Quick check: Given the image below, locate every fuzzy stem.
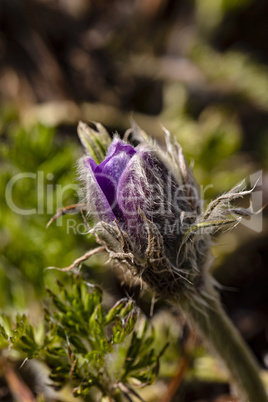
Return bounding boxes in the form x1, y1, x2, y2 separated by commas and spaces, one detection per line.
178, 288, 267, 402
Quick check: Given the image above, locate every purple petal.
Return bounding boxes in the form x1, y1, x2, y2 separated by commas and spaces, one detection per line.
96, 140, 136, 183
85, 139, 136, 221
106, 138, 136, 159
84, 158, 116, 223
85, 158, 98, 171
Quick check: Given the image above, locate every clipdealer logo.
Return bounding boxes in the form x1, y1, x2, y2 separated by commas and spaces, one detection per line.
5, 170, 264, 233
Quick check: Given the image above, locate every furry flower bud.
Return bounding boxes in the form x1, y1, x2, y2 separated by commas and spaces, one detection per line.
80, 122, 251, 299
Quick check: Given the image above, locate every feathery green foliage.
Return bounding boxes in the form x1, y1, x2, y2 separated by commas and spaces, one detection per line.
0, 275, 167, 401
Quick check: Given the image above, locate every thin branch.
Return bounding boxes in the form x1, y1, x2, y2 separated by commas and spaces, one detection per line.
46, 203, 88, 228
46, 246, 105, 272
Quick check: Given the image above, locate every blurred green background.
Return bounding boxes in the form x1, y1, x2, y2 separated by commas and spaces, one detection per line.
0, 0, 268, 400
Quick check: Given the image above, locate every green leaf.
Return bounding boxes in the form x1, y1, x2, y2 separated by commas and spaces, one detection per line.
77, 121, 111, 163
104, 298, 129, 325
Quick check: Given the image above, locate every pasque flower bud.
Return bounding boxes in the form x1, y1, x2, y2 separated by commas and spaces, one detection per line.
79, 121, 250, 301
